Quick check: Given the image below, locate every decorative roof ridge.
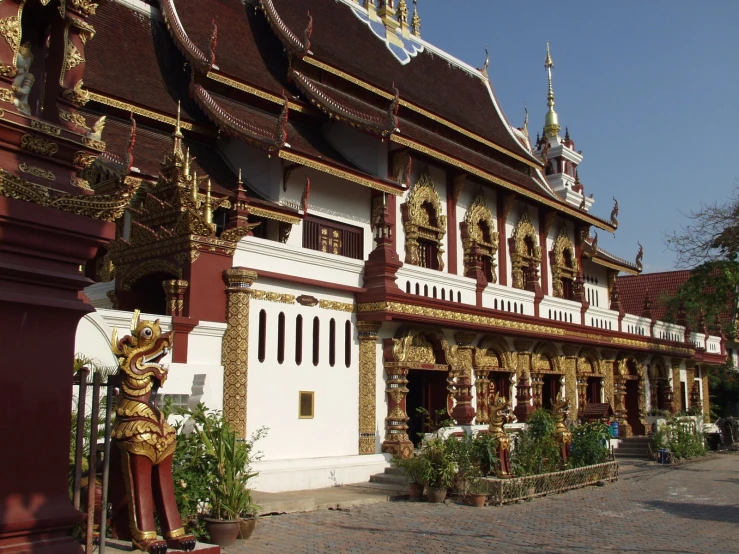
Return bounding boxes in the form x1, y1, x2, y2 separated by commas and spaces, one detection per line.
112, 0, 162, 21
159, 0, 211, 73
290, 69, 397, 136
593, 244, 639, 271
90, 115, 137, 177
302, 57, 541, 170
259, 0, 312, 58
190, 82, 288, 152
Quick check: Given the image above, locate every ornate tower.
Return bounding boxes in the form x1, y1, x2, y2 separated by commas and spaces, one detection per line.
534, 43, 593, 211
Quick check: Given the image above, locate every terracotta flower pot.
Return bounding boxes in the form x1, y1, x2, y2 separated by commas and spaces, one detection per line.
426, 487, 447, 503
203, 517, 241, 547
408, 482, 423, 502
237, 516, 257, 540
469, 493, 486, 508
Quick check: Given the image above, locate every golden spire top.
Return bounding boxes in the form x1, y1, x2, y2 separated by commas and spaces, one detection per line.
172, 101, 184, 159
238, 167, 242, 185
522, 105, 529, 138
204, 179, 213, 224
543, 41, 560, 138
175, 101, 183, 138
411, 0, 421, 37
397, 0, 408, 27
184, 148, 190, 177
191, 170, 199, 204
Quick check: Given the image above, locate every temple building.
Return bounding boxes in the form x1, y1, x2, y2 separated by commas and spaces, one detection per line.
56, 0, 728, 491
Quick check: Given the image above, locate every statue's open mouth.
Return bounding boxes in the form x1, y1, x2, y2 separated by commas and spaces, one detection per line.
143, 345, 169, 365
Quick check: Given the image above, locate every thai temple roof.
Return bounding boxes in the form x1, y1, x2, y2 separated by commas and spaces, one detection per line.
81, 0, 622, 231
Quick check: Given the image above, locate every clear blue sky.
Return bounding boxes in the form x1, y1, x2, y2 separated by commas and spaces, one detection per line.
418, 1, 739, 272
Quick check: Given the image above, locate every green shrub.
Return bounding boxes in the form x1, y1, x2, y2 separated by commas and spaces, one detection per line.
393, 454, 425, 484
416, 437, 457, 489
569, 422, 610, 468
471, 433, 499, 476
510, 428, 560, 477
652, 418, 707, 460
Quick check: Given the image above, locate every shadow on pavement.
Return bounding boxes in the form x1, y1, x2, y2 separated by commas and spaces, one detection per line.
643, 500, 739, 524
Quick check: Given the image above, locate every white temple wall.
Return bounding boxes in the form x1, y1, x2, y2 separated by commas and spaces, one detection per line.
219, 138, 282, 200
323, 122, 387, 177
581, 259, 609, 310
280, 167, 373, 254
246, 279, 359, 462
74, 310, 225, 410
455, 180, 474, 277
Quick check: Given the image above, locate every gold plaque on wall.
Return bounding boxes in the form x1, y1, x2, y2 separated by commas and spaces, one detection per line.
299, 391, 314, 419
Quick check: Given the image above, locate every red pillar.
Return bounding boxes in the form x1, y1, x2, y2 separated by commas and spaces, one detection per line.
446, 173, 458, 275
496, 191, 508, 287
0, 197, 114, 553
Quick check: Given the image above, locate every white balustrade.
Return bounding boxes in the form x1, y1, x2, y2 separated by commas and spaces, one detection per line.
397, 265, 477, 305
482, 284, 535, 316
539, 296, 581, 325
584, 305, 620, 332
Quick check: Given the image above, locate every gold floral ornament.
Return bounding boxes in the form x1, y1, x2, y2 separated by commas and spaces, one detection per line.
549, 227, 578, 299
461, 191, 499, 282
401, 167, 447, 270
20, 134, 58, 157
69, 0, 99, 16
0, 16, 20, 54
19, 163, 55, 181
62, 80, 90, 107
509, 210, 540, 289
64, 40, 85, 71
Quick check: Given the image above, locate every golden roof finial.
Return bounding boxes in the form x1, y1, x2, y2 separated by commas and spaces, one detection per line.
204, 179, 213, 224
411, 0, 421, 37
191, 170, 199, 204
238, 167, 242, 185
522, 105, 529, 138
397, 0, 408, 27
543, 41, 560, 139
171, 101, 184, 159
184, 147, 190, 177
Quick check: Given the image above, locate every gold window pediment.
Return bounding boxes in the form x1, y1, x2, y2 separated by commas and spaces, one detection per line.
461, 192, 499, 283
402, 168, 447, 270
509, 210, 541, 289
550, 227, 578, 299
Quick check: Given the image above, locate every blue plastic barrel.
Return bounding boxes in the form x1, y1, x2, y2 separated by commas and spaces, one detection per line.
658, 449, 669, 464
610, 421, 619, 438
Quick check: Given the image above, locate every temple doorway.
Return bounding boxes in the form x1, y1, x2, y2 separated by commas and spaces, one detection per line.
406, 369, 449, 446
489, 371, 512, 404
586, 377, 602, 403
542, 374, 561, 410
625, 378, 645, 435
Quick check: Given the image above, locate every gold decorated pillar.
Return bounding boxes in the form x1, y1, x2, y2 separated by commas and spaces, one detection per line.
451, 332, 476, 425
513, 339, 535, 422
601, 349, 616, 412
221, 268, 257, 438
562, 344, 579, 420
357, 321, 382, 454
701, 368, 711, 422
671, 359, 683, 413
162, 279, 188, 317
685, 360, 695, 411
473, 357, 491, 424
381, 366, 412, 458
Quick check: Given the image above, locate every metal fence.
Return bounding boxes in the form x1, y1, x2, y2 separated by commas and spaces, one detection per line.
485, 461, 619, 506
71, 367, 116, 553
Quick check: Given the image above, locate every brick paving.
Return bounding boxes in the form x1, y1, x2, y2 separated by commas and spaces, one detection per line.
230, 455, 739, 554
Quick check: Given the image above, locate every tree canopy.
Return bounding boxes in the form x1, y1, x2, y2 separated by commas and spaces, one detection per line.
664, 187, 739, 342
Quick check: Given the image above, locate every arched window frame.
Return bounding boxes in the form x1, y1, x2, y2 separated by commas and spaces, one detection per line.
401, 168, 447, 271
508, 210, 541, 289
549, 227, 579, 299
460, 192, 499, 283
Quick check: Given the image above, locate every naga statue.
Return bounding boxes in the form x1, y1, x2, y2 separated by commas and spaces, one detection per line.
488, 392, 513, 478
552, 392, 572, 467
108, 310, 196, 553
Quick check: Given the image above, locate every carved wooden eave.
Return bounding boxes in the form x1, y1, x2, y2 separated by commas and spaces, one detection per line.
0, 169, 140, 222
159, 0, 212, 74
357, 297, 697, 359
589, 244, 640, 276
290, 69, 398, 136
461, 191, 498, 281
401, 168, 447, 270
259, 0, 312, 58
190, 83, 288, 152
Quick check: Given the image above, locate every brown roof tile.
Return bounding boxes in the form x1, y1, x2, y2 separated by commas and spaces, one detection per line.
269, 0, 531, 160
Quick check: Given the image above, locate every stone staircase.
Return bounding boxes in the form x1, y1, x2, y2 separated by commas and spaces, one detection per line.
369, 465, 408, 486
615, 436, 653, 460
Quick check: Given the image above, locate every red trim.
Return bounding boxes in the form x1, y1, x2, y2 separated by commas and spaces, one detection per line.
539, 207, 549, 296
496, 191, 507, 286
446, 172, 457, 275
245, 267, 365, 293
171, 316, 199, 363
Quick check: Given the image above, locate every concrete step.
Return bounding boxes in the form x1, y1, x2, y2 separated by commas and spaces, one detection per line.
384, 466, 405, 476
622, 437, 653, 443
369, 472, 407, 486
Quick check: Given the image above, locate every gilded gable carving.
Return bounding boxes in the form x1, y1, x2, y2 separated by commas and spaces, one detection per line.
461, 192, 498, 282
550, 227, 578, 298
401, 168, 446, 270
509, 210, 540, 289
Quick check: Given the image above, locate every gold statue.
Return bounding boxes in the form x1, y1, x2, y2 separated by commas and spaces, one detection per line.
552, 391, 572, 467
488, 392, 513, 478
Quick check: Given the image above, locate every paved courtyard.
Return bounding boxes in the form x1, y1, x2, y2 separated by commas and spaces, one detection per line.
233, 455, 739, 554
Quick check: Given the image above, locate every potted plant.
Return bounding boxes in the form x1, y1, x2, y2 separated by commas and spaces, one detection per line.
466, 474, 488, 508
417, 438, 456, 503
393, 455, 425, 501
183, 406, 263, 547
